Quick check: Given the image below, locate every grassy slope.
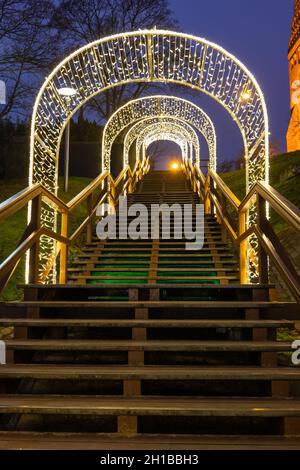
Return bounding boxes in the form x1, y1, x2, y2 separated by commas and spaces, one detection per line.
221, 150, 300, 208
0, 177, 91, 301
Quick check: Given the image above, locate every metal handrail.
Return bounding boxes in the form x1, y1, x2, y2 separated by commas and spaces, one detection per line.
183, 161, 300, 302
0, 157, 150, 294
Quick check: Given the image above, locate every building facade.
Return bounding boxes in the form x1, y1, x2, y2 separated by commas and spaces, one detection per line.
287, 0, 300, 152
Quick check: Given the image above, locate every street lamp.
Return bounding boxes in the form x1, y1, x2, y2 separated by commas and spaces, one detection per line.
57, 87, 77, 192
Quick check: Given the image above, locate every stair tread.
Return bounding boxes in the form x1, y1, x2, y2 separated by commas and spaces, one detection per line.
67, 268, 239, 272
4, 301, 290, 308
69, 260, 238, 265
0, 319, 293, 328
68, 276, 239, 280
5, 339, 293, 351
20, 283, 275, 289
0, 365, 299, 380
0, 395, 299, 416
1, 432, 299, 450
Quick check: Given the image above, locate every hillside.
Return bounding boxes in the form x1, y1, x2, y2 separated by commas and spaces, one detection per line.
221, 150, 300, 208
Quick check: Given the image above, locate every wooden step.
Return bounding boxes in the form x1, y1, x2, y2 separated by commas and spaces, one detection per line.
68, 275, 239, 281
0, 395, 299, 418
67, 268, 239, 273
6, 301, 287, 309
74, 254, 236, 259
0, 365, 298, 381
21, 283, 273, 290
0, 319, 293, 328
68, 260, 238, 266
5, 339, 292, 352
80, 246, 232, 253
0, 432, 299, 450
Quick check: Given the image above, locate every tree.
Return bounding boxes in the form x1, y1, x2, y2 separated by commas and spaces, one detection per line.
0, 0, 58, 119
51, 0, 177, 120
269, 138, 282, 157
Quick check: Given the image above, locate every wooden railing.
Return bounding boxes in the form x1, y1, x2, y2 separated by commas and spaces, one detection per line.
0, 157, 150, 294
183, 160, 300, 302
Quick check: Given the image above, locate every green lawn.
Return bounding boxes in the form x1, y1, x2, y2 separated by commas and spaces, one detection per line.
0, 176, 91, 301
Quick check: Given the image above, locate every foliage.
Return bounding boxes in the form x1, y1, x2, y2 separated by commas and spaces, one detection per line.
0, 0, 177, 122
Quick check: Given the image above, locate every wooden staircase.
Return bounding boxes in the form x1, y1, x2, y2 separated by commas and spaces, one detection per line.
68, 171, 239, 285
0, 169, 300, 449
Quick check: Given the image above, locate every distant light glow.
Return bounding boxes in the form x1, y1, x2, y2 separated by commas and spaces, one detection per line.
170, 162, 179, 171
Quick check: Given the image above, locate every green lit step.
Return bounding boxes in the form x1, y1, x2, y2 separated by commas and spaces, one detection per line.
68, 268, 237, 273
69, 275, 238, 281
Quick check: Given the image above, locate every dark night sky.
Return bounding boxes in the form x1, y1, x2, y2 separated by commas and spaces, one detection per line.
154, 0, 293, 167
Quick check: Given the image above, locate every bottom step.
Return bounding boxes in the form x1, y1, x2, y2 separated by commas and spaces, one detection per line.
0, 432, 300, 450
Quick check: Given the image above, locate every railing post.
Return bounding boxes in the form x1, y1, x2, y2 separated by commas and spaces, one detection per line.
239, 209, 248, 284
220, 194, 228, 243
59, 211, 68, 284
127, 168, 133, 194
86, 194, 93, 244
257, 194, 269, 284
28, 194, 42, 284
110, 178, 116, 209
204, 174, 211, 215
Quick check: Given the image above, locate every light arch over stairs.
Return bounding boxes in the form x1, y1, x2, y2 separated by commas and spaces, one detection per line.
102, 95, 215, 173
142, 131, 189, 162
29, 29, 269, 275
134, 121, 198, 165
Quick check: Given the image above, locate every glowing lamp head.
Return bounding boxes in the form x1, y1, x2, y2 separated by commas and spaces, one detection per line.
170, 161, 179, 171
57, 87, 77, 97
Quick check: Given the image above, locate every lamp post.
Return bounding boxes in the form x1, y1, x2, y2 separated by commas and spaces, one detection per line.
57, 87, 77, 192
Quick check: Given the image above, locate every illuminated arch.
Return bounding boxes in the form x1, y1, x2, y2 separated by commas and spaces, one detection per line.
142, 131, 189, 161
124, 117, 200, 167
135, 121, 198, 164
141, 130, 187, 162
30, 29, 269, 280
102, 95, 215, 173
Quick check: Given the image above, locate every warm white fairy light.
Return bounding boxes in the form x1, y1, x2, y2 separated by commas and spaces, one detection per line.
103, 95, 215, 173
29, 29, 269, 282
135, 122, 197, 164
141, 130, 188, 161
124, 117, 200, 167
